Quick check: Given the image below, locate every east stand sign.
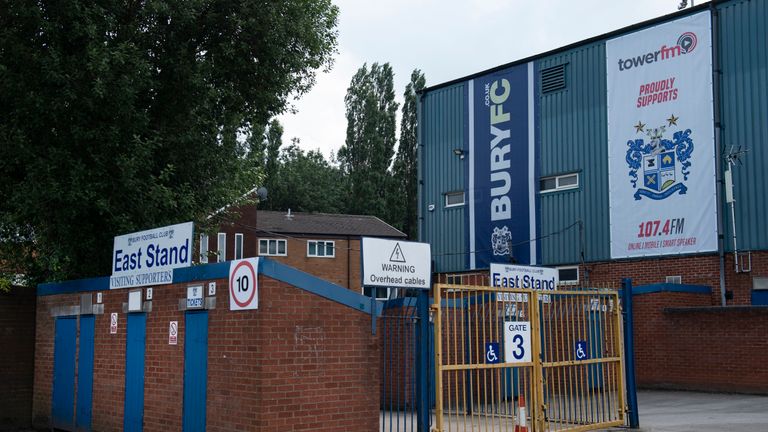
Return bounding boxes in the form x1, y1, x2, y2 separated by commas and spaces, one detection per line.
110, 221, 194, 289
361, 237, 431, 290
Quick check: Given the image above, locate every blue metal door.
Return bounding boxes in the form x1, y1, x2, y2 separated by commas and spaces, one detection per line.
124, 313, 146, 432
52, 316, 77, 430
76, 315, 95, 431
183, 310, 209, 432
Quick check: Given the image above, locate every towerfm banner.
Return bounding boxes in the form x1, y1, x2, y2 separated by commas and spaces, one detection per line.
466, 62, 538, 269
607, 12, 717, 259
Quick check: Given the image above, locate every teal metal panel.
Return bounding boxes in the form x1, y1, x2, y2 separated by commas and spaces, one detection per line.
717, 0, 768, 251
420, 83, 467, 272
537, 43, 610, 265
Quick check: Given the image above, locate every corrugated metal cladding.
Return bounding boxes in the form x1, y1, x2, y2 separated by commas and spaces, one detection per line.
718, 0, 768, 251
421, 0, 767, 271
537, 42, 610, 265
419, 83, 467, 272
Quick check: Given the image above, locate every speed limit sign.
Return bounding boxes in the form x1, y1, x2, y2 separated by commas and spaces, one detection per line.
229, 258, 259, 310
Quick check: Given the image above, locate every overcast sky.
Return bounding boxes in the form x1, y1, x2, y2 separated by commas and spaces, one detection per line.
278, 0, 705, 159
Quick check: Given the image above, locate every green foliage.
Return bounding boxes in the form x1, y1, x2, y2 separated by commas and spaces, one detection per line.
0, 0, 339, 282
265, 139, 347, 213
338, 63, 398, 220
392, 69, 426, 239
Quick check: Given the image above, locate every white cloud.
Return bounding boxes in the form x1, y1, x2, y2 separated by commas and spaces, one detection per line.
279, 0, 708, 159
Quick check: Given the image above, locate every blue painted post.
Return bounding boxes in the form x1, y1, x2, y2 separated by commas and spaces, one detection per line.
416, 290, 430, 432
622, 278, 640, 429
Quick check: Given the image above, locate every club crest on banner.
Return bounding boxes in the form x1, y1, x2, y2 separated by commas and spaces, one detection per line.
491, 226, 513, 256
625, 115, 694, 201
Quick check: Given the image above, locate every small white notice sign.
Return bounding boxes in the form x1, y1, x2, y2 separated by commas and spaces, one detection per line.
187, 285, 203, 309
362, 237, 431, 289
169, 321, 178, 345
504, 321, 532, 363
110, 313, 118, 334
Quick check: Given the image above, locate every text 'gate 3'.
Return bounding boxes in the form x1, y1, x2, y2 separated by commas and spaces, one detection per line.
432, 284, 626, 432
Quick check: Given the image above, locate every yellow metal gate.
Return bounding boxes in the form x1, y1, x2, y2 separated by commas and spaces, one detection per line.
432, 284, 626, 432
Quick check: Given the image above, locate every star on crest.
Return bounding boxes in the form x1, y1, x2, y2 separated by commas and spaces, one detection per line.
667, 114, 679, 126
634, 121, 646, 133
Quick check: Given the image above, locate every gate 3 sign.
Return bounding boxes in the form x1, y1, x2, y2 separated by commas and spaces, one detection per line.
362, 237, 431, 289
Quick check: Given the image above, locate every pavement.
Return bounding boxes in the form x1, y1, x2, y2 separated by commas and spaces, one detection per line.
610, 389, 768, 432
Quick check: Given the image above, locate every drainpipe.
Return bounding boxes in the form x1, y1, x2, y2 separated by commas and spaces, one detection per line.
710, 4, 727, 306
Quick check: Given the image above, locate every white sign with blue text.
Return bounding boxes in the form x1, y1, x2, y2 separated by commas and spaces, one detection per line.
491, 263, 558, 303
504, 321, 531, 363
110, 222, 194, 290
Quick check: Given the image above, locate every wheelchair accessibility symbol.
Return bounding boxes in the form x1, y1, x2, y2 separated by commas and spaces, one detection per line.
575, 340, 589, 360
485, 342, 501, 364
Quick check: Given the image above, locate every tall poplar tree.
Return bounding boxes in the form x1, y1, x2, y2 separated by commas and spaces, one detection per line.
338, 63, 398, 220
392, 70, 426, 239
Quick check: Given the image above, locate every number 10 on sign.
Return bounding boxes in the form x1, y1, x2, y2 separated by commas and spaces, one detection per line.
229, 258, 259, 310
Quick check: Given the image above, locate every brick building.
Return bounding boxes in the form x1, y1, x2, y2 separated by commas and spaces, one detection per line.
33, 260, 381, 431
201, 208, 406, 297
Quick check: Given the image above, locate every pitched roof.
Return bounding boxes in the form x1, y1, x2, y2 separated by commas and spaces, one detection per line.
254, 210, 407, 238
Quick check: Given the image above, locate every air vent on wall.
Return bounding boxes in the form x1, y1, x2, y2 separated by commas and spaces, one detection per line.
541, 64, 567, 94
665, 275, 682, 284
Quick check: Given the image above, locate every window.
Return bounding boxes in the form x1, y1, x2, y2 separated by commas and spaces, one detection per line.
307, 240, 335, 258
364, 286, 393, 300
259, 238, 287, 256
540, 173, 579, 193
217, 233, 226, 262
199, 234, 209, 264
445, 191, 465, 208
235, 233, 244, 260
557, 266, 579, 285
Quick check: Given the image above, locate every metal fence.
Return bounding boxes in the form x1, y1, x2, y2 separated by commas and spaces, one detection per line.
432, 284, 626, 432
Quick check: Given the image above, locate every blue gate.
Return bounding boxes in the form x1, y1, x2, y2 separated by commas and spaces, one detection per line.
76, 314, 95, 431
379, 290, 432, 432
183, 310, 209, 432
124, 313, 146, 432
52, 316, 77, 430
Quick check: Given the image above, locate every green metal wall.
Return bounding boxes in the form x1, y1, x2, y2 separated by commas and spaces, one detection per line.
420, 0, 767, 272
718, 0, 768, 251
419, 83, 467, 272
537, 43, 610, 265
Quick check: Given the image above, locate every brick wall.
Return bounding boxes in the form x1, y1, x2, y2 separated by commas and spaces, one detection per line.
578, 251, 768, 306
0, 286, 36, 429
634, 304, 768, 393
33, 273, 379, 431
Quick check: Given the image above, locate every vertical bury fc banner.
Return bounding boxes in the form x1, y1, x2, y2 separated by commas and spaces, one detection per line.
467, 63, 538, 269
607, 12, 717, 259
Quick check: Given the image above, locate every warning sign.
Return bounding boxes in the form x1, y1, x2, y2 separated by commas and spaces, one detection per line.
169, 321, 178, 345
110, 313, 118, 334
229, 258, 259, 311
361, 237, 431, 289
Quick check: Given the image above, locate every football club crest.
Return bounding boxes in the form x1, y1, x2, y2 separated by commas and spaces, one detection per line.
491, 226, 513, 256
626, 115, 693, 200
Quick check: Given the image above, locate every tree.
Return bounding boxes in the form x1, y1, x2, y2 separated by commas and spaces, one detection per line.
266, 141, 347, 214
0, 0, 339, 283
338, 63, 398, 221
392, 69, 426, 239
262, 119, 284, 210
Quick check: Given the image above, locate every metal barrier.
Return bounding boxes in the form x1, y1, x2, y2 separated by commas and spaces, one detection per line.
380, 290, 432, 432
432, 284, 626, 432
